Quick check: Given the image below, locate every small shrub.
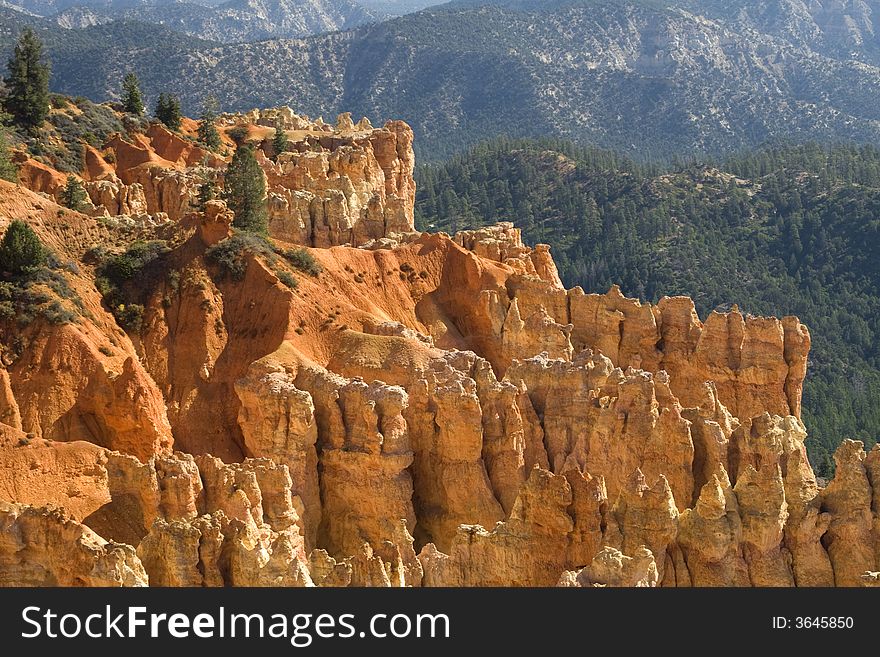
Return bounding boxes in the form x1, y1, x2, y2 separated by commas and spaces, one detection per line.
205, 233, 275, 282
227, 125, 249, 146
49, 94, 69, 110
115, 303, 145, 332
84, 245, 108, 263
99, 241, 170, 286
41, 300, 77, 325
0, 300, 14, 319
167, 270, 180, 295
95, 240, 169, 333
278, 247, 322, 276
25, 267, 77, 302
48, 99, 125, 173
0, 263, 83, 327
277, 271, 298, 289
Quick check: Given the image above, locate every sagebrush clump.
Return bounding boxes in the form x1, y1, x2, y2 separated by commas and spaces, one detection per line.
205, 232, 276, 281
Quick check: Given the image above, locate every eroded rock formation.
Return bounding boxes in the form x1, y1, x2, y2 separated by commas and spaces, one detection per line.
0, 109, 876, 588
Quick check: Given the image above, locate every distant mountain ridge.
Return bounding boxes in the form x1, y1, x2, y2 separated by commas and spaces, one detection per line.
2, 0, 880, 159
3, 0, 384, 41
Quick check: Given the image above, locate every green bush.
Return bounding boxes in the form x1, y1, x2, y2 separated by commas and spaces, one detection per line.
0, 220, 45, 275
227, 125, 249, 146
41, 300, 78, 325
99, 241, 170, 287
95, 240, 169, 333
0, 256, 82, 327
279, 247, 322, 276
277, 270, 298, 289
49, 94, 69, 110
205, 233, 275, 282
0, 300, 14, 320
114, 303, 145, 332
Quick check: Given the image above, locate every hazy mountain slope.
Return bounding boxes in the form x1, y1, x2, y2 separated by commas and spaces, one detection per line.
3, 1, 880, 159
356, 0, 443, 14
8, 0, 382, 42
678, 0, 880, 65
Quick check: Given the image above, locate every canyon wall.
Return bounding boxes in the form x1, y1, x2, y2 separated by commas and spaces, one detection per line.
0, 111, 876, 587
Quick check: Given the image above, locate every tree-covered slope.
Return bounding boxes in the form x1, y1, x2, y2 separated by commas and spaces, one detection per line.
416, 140, 880, 474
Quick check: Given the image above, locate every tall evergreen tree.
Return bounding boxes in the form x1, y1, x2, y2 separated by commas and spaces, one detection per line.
272, 121, 288, 161
3, 28, 50, 135
197, 95, 221, 151
196, 178, 217, 211
224, 143, 267, 234
0, 130, 18, 182
60, 174, 87, 211
121, 72, 144, 116
154, 92, 182, 131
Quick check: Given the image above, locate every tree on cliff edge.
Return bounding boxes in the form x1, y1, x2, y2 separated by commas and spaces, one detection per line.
197, 178, 217, 212
60, 175, 87, 211
272, 120, 288, 161
197, 95, 221, 151
3, 28, 50, 136
154, 92, 181, 131
224, 143, 267, 234
121, 72, 144, 116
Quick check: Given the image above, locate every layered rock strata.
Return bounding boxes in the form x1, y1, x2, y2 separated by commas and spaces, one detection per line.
0, 111, 875, 588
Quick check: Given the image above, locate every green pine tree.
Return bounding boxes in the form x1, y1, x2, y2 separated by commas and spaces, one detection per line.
272, 121, 288, 161
224, 143, 267, 234
121, 72, 144, 116
197, 95, 221, 151
154, 92, 182, 131
197, 178, 217, 211
0, 219, 45, 275
0, 130, 18, 182
3, 28, 51, 136
60, 174, 87, 211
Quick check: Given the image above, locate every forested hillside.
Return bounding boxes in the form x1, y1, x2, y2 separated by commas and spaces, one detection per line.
416, 140, 880, 474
